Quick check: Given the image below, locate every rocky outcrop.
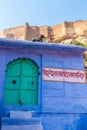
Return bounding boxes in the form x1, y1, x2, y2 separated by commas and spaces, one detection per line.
1, 20, 87, 44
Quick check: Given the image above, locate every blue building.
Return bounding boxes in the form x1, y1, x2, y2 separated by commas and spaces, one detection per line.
0, 38, 87, 130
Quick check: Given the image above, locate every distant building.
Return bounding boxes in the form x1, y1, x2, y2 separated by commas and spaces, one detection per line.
0, 38, 87, 130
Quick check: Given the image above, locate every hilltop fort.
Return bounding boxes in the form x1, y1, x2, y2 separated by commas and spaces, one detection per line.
1, 20, 87, 44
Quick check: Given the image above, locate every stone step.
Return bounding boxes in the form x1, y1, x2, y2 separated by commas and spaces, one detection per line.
2, 117, 41, 125
10, 111, 32, 118
1, 124, 43, 130
1, 111, 43, 130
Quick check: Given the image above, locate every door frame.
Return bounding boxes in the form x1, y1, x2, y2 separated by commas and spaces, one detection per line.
3, 58, 41, 111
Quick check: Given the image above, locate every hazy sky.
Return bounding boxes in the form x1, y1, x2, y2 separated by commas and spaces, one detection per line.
0, 0, 87, 30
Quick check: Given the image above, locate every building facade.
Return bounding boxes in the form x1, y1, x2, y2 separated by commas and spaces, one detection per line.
0, 38, 87, 130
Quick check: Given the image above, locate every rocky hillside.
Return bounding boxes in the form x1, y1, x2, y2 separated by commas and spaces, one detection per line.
0, 20, 87, 46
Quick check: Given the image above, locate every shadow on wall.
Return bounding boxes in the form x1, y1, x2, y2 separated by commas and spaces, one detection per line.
0, 110, 10, 130
64, 115, 87, 130
76, 114, 87, 130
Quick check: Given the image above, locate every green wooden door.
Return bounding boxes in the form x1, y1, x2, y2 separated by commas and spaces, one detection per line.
4, 58, 38, 106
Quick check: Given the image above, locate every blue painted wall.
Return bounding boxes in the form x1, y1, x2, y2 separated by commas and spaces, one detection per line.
42, 114, 87, 130
42, 54, 87, 113
0, 40, 87, 130
41, 53, 87, 130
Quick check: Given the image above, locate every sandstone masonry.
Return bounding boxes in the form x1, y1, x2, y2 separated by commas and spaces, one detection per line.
0, 20, 87, 43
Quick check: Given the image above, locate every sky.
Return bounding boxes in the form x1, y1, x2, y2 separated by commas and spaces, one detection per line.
0, 0, 87, 30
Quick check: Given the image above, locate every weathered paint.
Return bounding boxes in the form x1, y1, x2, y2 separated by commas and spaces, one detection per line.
0, 38, 87, 130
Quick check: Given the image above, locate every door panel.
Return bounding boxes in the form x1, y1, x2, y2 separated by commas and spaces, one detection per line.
7, 61, 21, 76
21, 77, 32, 90
5, 77, 20, 89
21, 76, 38, 105
21, 60, 38, 105
4, 90, 19, 105
21, 77, 36, 90
22, 61, 33, 76
4, 76, 20, 105
21, 90, 37, 106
